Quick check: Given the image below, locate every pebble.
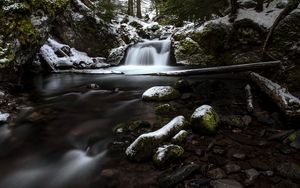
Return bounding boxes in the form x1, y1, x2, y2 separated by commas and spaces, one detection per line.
262, 170, 274, 177
210, 179, 243, 188
245, 168, 259, 182
233, 153, 246, 160
213, 148, 226, 155
225, 163, 241, 174
87, 83, 100, 89
207, 168, 226, 179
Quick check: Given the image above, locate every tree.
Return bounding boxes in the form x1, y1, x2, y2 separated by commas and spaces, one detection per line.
137, 0, 142, 18
128, 0, 134, 16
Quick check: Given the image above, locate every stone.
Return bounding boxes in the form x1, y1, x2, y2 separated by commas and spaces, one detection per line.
0, 112, 9, 122
184, 178, 211, 187
87, 83, 100, 89
249, 159, 269, 171
142, 86, 181, 101
233, 153, 246, 160
276, 162, 300, 180
125, 116, 187, 162
210, 179, 243, 188
262, 171, 274, 177
244, 168, 259, 182
207, 168, 226, 179
174, 78, 191, 92
158, 163, 199, 188
155, 104, 176, 115
275, 180, 298, 188
171, 130, 189, 145
100, 169, 119, 177
225, 164, 241, 174
153, 144, 184, 166
190, 105, 220, 134
0, 91, 4, 97
288, 131, 300, 149
213, 148, 226, 155
222, 115, 245, 128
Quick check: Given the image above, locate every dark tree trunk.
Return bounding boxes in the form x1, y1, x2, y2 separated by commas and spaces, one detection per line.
255, 0, 264, 12
137, 0, 142, 18
128, 0, 134, 16
262, 2, 300, 57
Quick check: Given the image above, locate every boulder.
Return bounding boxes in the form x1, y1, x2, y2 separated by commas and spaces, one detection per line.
190, 105, 220, 134
174, 78, 191, 92
142, 86, 181, 102
125, 116, 187, 162
153, 144, 184, 166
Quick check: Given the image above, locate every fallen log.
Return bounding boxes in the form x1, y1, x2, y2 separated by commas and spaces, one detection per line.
146, 61, 281, 76
249, 72, 300, 117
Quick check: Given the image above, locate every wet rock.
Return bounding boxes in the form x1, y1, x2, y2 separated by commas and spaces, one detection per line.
210, 179, 243, 188
190, 105, 220, 135
276, 162, 300, 180
113, 120, 151, 134
233, 153, 246, 160
0, 91, 4, 97
174, 78, 191, 93
249, 159, 269, 171
0, 112, 9, 122
288, 130, 300, 149
158, 163, 199, 188
87, 83, 100, 89
245, 168, 259, 183
268, 130, 295, 141
207, 168, 226, 179
225, 164, 241, 174
262, 171, 274, 177
171, 130, 189, 145
155, 104, 176, 115
213, 148, 226, 155
222, 115, 245, 128
142, 86, 180, 101
184, 178, 211, 187
153, 144, 184, 166
125, 116, 187, 162
195, 149, 205, 157
275, 180, 298, 188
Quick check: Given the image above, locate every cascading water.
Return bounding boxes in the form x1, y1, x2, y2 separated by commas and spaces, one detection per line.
124, 38, 171, 66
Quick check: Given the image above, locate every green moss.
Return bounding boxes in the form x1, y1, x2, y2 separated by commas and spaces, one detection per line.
288, 132, 297, 142
153, 145, 184, 167
155, 104, 176, 115
171, 130, 189, 145
180, 38, 200, 55
191, 109, 220, 134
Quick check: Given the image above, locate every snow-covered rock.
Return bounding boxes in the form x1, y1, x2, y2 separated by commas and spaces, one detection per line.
171, 130, 189, 145
153, 144, 184, 166
190, 105, 220, 134
142, 86, 180, 101
126, 116, 187, 162
0, 112, 10, 122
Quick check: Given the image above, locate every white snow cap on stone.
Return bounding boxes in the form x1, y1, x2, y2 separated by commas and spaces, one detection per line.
191, 105, 213, 118
0, 112, 10, 122
142, 86, 175, 99
126, 116, 185, 156
155, 144, 175, 161
172, 130, 188, 140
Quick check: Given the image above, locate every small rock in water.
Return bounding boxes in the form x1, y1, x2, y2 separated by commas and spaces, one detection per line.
0, 91, 5, 97
174, 78, 191, 92
210, 179, 243, 188
87, 83, 100, 89
207, 168, 226, 179
142, 86, 180, 101
0, 112, 10, 122
225, 163, 241, 174
171, 130, 189, 145
155, 104, 176, 115
158, 163, 199, 188
276, 162, 300, 180
233, 153, 246, 160
244, 168, 259, 182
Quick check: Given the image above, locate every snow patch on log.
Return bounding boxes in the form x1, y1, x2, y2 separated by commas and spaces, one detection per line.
250, 72, 300, 117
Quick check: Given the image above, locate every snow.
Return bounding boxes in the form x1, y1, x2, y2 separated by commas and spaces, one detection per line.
2, 3, 26, 12
191, 105, 213, 119
172, 130, 188, 140
155, 145, 175, 161
40, 38, 110, 70
142, 86, 175, 98
0, 112, 10, 122
73, 0, 91, 11
126, 116, 185, 156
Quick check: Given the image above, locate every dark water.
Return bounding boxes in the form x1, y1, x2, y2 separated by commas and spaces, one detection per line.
0, 66, 247, 188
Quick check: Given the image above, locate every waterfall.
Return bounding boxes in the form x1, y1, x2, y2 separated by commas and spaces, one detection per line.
124, 38, 171, 66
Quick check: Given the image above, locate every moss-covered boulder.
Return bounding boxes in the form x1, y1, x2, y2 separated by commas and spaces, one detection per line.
190, 105, 220, 134
142, 86, 181, 102
171, 130, 189, 145
0, 0, 69, 80
153, 144, 184, 166
125, 116, 187, 162
155, 104, 176, 115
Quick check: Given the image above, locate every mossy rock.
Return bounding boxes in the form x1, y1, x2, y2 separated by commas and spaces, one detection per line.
153, 144, 184, 167
171, 130, 189, 145
190, 105, 220, 134
221, 115, 244, 128
142, 86, 181, 102
155, 104, 176, 115
174, 78, 191, 92
113, 120, 151, 134
129, 21, 143, 29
